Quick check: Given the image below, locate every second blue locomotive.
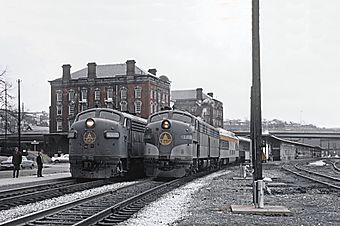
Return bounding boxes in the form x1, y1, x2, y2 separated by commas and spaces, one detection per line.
143, 109, 244, 177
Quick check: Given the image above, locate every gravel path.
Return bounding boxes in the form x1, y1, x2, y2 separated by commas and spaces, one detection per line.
175, 163, 340, 226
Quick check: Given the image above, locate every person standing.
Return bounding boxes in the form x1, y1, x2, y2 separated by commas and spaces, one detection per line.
12, 147, 22, 178
36, 152, 43, 177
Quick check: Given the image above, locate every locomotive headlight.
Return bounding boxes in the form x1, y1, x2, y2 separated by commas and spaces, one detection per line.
104, 131, 120, 138
162, 120, 171, 129
85, 118, 95, 128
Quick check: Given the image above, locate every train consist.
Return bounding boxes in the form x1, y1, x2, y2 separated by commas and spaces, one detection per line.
144, 109, 250, 178
68, 108, 146, 179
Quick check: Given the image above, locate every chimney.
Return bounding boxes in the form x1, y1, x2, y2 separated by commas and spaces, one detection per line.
87, 62, 97, 79
126, 60, 136, 76
148, 68, 157, 75
207, 92, 213, 98
196, 88, 203, 101
62, 64, 71, 82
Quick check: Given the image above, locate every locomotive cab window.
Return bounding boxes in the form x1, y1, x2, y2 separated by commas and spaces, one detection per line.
99, 111, 121, 122
172, 113, 192, 123
150, 112, 169, 122
77, 111, 96, 121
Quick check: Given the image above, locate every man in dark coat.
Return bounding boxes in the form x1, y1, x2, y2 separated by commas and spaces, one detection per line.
12, 147, 22, 178
36, 152, 43, 177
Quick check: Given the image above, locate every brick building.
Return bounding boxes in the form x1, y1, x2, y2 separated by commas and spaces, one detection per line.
171, 88, 223, 128
49, 60, 171, 133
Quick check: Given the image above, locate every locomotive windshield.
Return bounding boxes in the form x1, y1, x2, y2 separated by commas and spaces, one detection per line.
150, 112, 169, 122
77, 111, 96, 121
172, 113, 192, 123
99, 110, 121, 122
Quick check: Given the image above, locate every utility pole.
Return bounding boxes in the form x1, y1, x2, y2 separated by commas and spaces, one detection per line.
18, 79, 21, 152
4, 82, 7, 153
0, 81, 8, 152
251, 0, 263, 207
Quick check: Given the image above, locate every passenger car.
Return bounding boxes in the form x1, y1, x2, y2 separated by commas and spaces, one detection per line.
0, 156, 35, 170
51, 154, 69, 163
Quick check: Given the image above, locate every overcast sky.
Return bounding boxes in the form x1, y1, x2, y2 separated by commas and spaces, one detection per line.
0, 0, 339, 128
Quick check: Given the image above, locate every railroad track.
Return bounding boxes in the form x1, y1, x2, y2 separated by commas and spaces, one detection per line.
332, 161, 340, 172
0, 178, 110, 211
282, 163, 340, 190
1, 170, 214, 225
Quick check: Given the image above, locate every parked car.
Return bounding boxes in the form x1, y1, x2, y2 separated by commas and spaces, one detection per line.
0, 156, 36, 170
51, 154, 69, 163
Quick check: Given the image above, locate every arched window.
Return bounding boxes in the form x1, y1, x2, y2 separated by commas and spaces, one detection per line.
120, 87, 127, 100
134, 100, 142, 113
120, 101, 127, 112
68, 89, 75, 102
57, 105, 62, 116
150, 101, 153, 114
56, 90, 62, 102
134, 86, 142, 99
94, 88, 101, 101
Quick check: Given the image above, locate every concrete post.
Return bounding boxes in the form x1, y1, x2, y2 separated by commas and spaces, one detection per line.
257, 180, 265, 208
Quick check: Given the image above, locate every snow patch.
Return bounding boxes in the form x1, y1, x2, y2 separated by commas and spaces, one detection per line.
308, 160, 326, 166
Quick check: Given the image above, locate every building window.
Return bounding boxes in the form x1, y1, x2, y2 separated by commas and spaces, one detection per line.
135, 86, 142, 99
158, 92, 161, 103
134, 100, 142, 113
94, 89, 101, 101
106, 102, 113, 109
57, 105, 62, 116
56, 90, 62, 102
150, 101, 153, 114
57, 120, 62, 132
69, 105, 74, 116
106, 88, 113, 101
154, 102, 158, 113
120, 101, 127, 112
120, 87, 127, 100
153, 89, 157, 100
81, 88, 87, 102
68, 89, 75, 102
81, 103, 87, 112
150, 89, 153, 99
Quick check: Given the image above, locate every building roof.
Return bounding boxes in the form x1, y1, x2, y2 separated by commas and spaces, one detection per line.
71, 64, 151, 79
171, 90, 210, 100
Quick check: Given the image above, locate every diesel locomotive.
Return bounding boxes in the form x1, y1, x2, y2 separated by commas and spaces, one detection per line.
144, 109, 242, 178
68, 108, 146, 179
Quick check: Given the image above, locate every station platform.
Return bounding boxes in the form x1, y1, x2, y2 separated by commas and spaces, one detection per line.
0, 173, 71, 188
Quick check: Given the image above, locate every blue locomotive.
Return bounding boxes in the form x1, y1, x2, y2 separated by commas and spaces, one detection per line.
68, 108, 146, 179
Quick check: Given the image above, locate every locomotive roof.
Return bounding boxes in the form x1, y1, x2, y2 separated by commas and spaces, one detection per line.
218, 128, 237, 138
149, 109, 218, 130
76, 108, 147, 124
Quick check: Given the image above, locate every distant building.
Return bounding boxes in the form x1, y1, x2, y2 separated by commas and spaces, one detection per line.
49, 60, 171, 133
171, 88, 223, 128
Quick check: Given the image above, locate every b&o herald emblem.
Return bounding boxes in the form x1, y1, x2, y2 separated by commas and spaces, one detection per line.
83, 131, 96, 144
159, 132, 172, 146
